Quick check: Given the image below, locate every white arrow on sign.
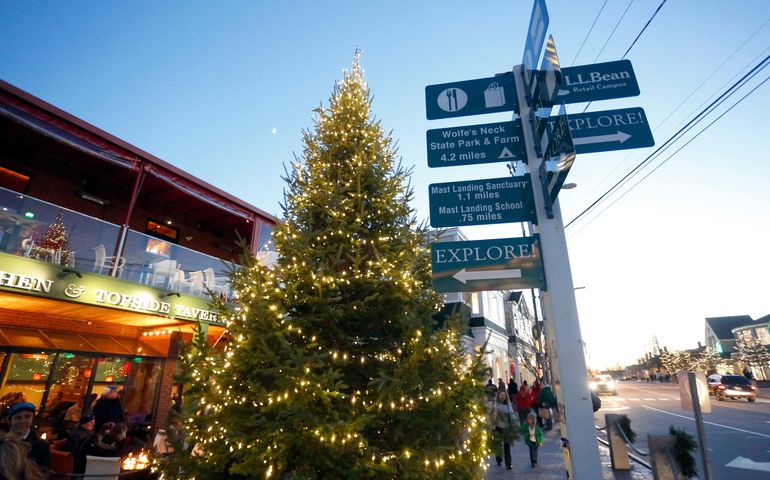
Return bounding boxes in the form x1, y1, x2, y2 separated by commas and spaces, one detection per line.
726, 456, 770, 473
572, 131, 631, 146
556, 89, 570, 96
453, 268, 522, 284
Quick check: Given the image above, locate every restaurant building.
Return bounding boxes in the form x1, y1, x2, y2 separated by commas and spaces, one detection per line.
0, 79, 277, 434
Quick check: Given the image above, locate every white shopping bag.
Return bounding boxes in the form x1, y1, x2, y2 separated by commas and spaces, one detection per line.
484, 82, 506, 108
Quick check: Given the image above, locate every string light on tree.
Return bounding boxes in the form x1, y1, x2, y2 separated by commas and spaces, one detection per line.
159, 51, 488, 480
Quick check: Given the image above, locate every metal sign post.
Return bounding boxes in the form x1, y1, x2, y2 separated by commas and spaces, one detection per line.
512, 64, 603, 479
687, 371, 714, 480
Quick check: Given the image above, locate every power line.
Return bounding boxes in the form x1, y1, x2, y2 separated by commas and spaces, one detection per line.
565, 55, 769, 229
568, 75, 768, 238
654, 18, 769, 133
582, 52, 770, 216
583, 23, 769, 200
591, 0, 635, 63
569, 0, 609, 66
567, 57, 768, 229
582, 0, 668, 113
621, 0, 667, 59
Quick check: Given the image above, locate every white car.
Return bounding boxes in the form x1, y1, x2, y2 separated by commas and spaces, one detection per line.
590, 374, 618, 395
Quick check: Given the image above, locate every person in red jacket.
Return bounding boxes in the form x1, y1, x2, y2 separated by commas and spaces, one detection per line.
530, 380, 542, 426
514, 384, 534, 424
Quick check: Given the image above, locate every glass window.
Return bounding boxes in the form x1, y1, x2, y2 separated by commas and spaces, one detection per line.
258, 223, 274, 251
470, 293, 480, 315
146, 219, 179, 243
39, 354, 95, 429
0, 166, 30, 192
0, 352, 54, 412
93, 356, 161, 428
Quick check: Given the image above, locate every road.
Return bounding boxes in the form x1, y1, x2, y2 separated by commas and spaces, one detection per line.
595, 381, 770, 479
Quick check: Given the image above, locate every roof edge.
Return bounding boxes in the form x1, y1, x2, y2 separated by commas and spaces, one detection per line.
0, 79, 278, 224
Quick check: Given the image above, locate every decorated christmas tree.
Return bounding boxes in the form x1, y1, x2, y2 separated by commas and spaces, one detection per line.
38, 211, 73, 265
160, 53, 488, 479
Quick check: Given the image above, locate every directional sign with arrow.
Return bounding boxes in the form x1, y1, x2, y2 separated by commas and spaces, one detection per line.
562, 107, 654, 154
432, 235, 545, 293
556, 59, 640, 104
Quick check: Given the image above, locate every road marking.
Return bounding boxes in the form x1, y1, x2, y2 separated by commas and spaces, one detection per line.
628, 398, 640, 401
656, 398, 671, 401
643, 398, 655, 401
725, 456, 770, 472
642, 405, 770, 439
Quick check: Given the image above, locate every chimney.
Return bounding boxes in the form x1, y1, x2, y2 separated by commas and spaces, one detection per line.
697, 341, 702, 348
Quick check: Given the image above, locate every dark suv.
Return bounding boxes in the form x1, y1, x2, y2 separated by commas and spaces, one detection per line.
714, 375, 757, 402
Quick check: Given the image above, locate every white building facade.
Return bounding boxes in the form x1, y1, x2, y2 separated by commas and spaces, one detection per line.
435, 228, 540, 386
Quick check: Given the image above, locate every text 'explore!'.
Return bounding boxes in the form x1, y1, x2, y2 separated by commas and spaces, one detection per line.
431, 235, 544, 293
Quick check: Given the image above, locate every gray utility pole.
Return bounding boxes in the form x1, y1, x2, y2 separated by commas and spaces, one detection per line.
512, 65, 603, 478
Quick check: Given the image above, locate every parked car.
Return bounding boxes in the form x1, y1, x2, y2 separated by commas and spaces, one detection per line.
590, 374, 618, 395
711, 374, 757, 402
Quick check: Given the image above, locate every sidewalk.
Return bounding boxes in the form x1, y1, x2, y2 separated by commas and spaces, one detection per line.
485, 426, 653, 480
757, 387, 770, 400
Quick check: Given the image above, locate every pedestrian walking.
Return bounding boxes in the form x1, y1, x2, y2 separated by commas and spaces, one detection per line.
743, 366, 753, 381
497, 378, 506, 393
485, 379, 497, 401
520, 412, 544, 468
489, 390, 517, 470
536, 382, 556, 431
507, 381, 518, 402
514, 384, 533, 424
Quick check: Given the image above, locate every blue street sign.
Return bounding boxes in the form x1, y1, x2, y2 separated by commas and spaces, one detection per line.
559, 107, 654, 154
556, 60, 640, 104
431, 235, 545, 293
531, 34, 562, 142
426, 120, 526, 168
425, 75, 518, 120
429, 175, 536, 228
540, 105, 575, 214
522, 0, 549, 95
538, 35, 562, 105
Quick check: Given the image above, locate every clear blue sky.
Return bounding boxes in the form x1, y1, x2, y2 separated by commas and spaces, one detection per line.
2, 0, 768, 368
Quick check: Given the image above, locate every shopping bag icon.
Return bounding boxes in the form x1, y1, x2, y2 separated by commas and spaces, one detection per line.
484, 82, 506, 108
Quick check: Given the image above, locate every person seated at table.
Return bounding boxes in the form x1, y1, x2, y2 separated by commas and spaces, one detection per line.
64, 397, 85, 427
64, 413, 97, 475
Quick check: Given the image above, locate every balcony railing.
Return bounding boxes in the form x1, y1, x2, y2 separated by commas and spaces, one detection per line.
0, 186, 237, 300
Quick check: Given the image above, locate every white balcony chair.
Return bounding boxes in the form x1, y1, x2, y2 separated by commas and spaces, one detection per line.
149, 259, 178, 288
84, 455, 120, 480
203, 267, 230, 301
92, 244, 125, 275
186, 270, 205, 296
